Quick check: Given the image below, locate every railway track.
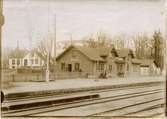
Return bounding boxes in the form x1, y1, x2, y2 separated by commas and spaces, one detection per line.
2, 82, 165, 117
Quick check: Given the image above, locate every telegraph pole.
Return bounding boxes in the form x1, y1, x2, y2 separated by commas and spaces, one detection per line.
46, 0, 50, 82
53, 14, 57, 79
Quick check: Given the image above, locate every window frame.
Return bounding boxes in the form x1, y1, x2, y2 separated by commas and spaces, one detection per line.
61, 63, 65, 71
24, 59, 28, 66
12, 59, 15, 65
109, 65, 112, 72
74, 63, 80, 71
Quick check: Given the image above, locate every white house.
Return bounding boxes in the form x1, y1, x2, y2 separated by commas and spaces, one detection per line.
140, 59, 159, 76
9, 48, 45, 69
9, 48, 28, 69
22, 50, 45, 68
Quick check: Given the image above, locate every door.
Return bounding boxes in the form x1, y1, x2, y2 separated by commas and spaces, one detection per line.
117, 63, 124, 77
24, 59, 28, 66
68, 64, 72, 72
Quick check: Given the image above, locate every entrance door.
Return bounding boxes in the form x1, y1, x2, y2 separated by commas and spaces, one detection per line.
24, 59, 28, 66
117, 64, 124, 77
68, 64, 72, 72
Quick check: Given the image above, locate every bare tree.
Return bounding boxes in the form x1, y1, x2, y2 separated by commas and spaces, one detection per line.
152, 31, 164, 71
83, 32, 111, 48
37, 33, 55, 67
132, 33, 153, 59
112, 34, 126, 49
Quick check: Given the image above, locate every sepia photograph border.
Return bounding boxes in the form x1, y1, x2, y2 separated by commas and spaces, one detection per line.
0, 0, 167, 118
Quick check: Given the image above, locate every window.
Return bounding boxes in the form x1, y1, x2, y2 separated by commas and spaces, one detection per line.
127, 64, 129, 71
12, 66, 15, 69
75, 63, 80, 71
17, 59, 20, 65
61, 63, 65, 71
12, 59, 15, 65
24, 59, 28, 66
35, 59, 38, 64
96, 62, 104, 71
31, 59, 34, 64
117, 64, 123, 72
109, 65, 112, 72
100, 63, 104, 71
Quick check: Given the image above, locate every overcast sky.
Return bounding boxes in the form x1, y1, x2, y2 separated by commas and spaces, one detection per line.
2, 0, 166, 49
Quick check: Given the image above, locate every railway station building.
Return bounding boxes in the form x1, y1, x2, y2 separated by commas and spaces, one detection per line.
55, 45, 154, 78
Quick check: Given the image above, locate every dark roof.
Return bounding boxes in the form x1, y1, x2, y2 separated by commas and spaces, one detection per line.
75, 46, 105, 61
95, 45, 117, 57
116, 48, 135, 58
131, 59, 141, 64
9, 48, 28, 59
56, 45, 116, 62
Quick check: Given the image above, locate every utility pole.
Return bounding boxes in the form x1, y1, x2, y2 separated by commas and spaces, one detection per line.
46, 0, 50, 82
46, 52, 50, 82
25, 0, 33, 50
52, 13, 57, 79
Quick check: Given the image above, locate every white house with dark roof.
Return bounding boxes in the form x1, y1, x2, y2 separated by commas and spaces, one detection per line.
140, 59, 159, 76
9, 48, 28, 69
22, 49, 45, 68
9, 48, 45, 69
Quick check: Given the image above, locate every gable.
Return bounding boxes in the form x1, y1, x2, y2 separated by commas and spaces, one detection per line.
23, 51, 45, 61
117, 48, 134, 58
56, 45, 105, 62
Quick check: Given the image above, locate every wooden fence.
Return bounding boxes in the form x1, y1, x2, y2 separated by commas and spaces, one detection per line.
2, 72, 88, 82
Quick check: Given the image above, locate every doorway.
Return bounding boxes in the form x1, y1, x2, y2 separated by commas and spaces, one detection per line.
68, 64, 72, 72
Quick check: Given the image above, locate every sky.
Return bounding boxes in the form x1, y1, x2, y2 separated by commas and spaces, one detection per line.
2, 0, 166, 49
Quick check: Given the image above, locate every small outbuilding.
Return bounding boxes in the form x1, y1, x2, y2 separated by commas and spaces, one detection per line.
140, 59, 158, 76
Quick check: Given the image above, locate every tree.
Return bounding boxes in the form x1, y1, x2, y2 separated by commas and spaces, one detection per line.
112, 34, 127, 49
83, 32, 111, 48
152, 31, 164, 71
37, 33, 56, 67
132, 33, 153, 59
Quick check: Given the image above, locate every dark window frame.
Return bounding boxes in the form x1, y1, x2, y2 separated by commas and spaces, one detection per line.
61, 63, 65, 71
12, 59, 15, 65
24, 59, 28, 66
74, 63, 80, 71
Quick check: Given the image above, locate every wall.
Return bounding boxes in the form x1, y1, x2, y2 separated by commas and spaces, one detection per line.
56, 47, 94, 75
131, 63, 140, 77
